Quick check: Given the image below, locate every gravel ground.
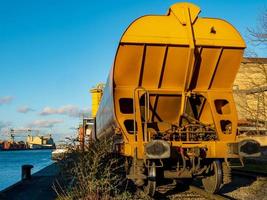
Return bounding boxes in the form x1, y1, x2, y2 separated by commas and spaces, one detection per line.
223, 177, 267, 200
154, 180, 206, 200
169, 191, 205, 200
152, 173, 267, 200
224, 148, 267, 200
221, 147, 267, 200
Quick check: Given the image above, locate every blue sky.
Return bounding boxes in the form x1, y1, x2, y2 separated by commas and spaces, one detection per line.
0, 0, 266, 142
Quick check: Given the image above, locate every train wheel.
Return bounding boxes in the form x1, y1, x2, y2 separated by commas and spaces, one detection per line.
202, 159, 223, 194
144, 162, 156, 196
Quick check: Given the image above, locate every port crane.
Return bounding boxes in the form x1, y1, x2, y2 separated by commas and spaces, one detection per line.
8, 128, 40, 142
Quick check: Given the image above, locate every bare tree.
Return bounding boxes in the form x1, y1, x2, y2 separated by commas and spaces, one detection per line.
234, 9, 267, 134
247, 8, 267, 46
234, 60, 267, 123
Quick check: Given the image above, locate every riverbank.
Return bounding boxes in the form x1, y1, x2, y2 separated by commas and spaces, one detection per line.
0, 162, 59, 200
0, 149, 53, 190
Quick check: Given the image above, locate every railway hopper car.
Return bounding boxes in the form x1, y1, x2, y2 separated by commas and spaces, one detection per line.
93, 3, 261, 195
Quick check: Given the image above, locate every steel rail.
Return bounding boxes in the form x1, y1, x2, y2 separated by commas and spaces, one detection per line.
189, 185, 233, 200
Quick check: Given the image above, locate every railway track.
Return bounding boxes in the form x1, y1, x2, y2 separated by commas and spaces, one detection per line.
189, 185, 232, 200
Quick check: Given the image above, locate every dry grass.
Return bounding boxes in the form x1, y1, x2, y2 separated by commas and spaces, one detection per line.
54, 139, 150, 200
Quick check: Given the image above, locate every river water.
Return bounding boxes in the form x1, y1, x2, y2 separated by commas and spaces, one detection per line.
0, 149, 53, 191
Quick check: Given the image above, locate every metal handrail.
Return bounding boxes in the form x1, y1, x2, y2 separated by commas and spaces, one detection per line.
133, 87, 150, 143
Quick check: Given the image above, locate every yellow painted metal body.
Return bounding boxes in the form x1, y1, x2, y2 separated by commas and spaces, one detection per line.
96, 3, 246, 160
90, 84, 104, 118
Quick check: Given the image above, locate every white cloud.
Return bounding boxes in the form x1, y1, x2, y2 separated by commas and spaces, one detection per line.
40, 105, 91, 118
28, 119, 64, 128
0, 96, 14, 105
17, 106, 35, 113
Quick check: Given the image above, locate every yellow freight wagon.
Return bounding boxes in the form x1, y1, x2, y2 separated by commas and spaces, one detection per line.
92, 3, 261, 195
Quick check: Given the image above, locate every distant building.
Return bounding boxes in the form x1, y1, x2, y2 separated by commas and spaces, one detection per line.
1, 140, 26, 150
78, 118, 94, 151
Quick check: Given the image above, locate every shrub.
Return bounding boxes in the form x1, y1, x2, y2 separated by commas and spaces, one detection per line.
54, 138, 149, 200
